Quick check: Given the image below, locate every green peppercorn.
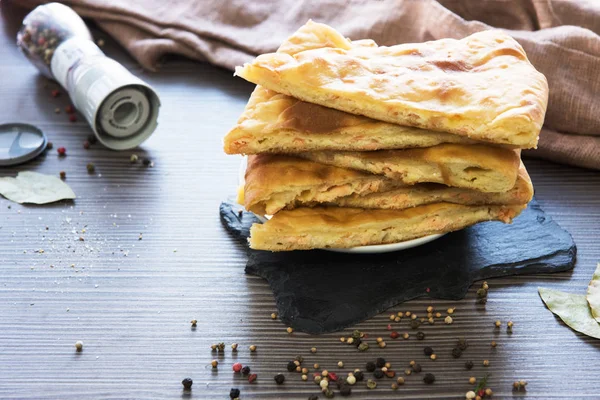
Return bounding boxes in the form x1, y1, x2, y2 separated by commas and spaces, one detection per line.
416, 331, 425, 340
465, 360, 474, 370
452, 347, 462, 358
423, 373, 435, 384
410, 319, 421, 329
86, 163, 95, 173
357, 342, 369, 351
424, 346, 434, 356
295, 355, 304, 363
324, 388, 335, 398
352, 330, 361, 339
367, 379, 377, 389
274, 373, 285, 384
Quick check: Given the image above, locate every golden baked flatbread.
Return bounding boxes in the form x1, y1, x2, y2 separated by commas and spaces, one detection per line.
244, 154, 400, 215
299, 144, 521, 193
235, 21, 548, 149
334, 163, 532, 209
249, 203, 525, 251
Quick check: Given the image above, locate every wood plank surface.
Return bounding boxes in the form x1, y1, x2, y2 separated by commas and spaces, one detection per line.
0, 2, 599, 399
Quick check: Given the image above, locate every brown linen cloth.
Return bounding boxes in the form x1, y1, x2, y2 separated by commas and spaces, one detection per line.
15, 0, 600, 170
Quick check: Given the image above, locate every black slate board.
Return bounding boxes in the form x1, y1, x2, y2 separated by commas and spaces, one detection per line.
220, 199, 576, 334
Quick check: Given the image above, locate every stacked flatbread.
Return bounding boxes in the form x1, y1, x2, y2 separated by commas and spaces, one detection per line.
224, 21, 548, 251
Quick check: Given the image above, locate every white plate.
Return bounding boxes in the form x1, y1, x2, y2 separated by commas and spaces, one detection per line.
238, 157, 446, 254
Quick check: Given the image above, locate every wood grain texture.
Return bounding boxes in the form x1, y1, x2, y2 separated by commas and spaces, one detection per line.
0, 2, 599, 399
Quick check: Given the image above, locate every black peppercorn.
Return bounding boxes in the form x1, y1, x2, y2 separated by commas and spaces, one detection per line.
354, 371, 364, 382
274, 373, 285, 384
229, 388, 240, 399
181, 378, 193, 390
340, 384, 352, 397
373, 369, 384, 379
287, 361, 296, 372
416, 331, 425, 340
451, 347, 462, 358
241, 366, 250, 375
423, 373, 435, 384
308, 396, 319, 400
87, 134, 97, 145
411, 363, 422, 373
366, 361, 376, 372
465, 360, 474, 370
457, 338, 469, 351
423, 346, 434, 356
142, 158, 152, 166
375, 358, 386, 368
410, 319, 421, 329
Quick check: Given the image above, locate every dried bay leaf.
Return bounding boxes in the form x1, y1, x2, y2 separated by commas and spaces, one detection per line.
0, 171, 75, 204
586, 263, 600, 323
539, 287, 600, 340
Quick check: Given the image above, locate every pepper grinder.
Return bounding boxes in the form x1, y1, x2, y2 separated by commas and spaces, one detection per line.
17, 2, 160, 150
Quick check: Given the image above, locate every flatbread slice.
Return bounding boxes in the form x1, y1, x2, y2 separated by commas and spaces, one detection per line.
224, 87, 481, 154
249, 203, 525, 251
235, 21, 548, 149
334, 163, 532, 209
244, 154, 401, 215
586, 263, 600, 323
300, 144, 521, 193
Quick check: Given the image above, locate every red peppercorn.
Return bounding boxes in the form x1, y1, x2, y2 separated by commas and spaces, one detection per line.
248, 374, 257, 383
328, 372, 338, 382
51, 89, 60, 98
390, 331, 400, 339
387, 324, 392, 331
232, 363, 242, 373
57, 147, 66, 156
83, 140, 90, 149
478, 389, 485, 397
65, 105, 75, 114
69, 114, 77, 123
37, 37, 46, 45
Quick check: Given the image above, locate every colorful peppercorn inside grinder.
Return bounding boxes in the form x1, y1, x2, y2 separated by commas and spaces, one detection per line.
17, 3, 160, 150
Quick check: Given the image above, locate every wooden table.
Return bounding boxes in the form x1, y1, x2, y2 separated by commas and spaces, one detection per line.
1, 3, 599, 399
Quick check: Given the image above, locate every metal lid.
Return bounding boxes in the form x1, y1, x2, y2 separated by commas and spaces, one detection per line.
0, 123, 47, 166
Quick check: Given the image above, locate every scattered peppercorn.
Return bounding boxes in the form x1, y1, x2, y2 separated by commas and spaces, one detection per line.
457, 338, 469, 351
373, 369, 384, 379
404, 369, 412, 376
320, 379, 329, 389
353, 371, 364, 382
337, 361, 344, 368
426, 306, 433, 313
410, 319, 421, 329
190, 319, 197, 327
466, 391, 476, 399
507, 321, 514, 334
68, 114, 77, 123
495, 320, 501, 328
308, 396, 319, 400
465, 361, 474, 370
287, 361, 297, 372
513, 380, 527, 391
274, 373, 285, 384
435, 312, 442, 318
86, 134, 97, 144
411, 363, 422, 373
366, 361, 376, 372
211, 360, 218, 368
397, 377, 405, 385
340, 384, 351, 397
314, 376, 322, 384
483, 360, 490, 367
378, 341, 387, 348
357, 342, 369, 351
286, 327, 293, 334
83, 140, 90, 149
430, 354, 437, 360
54, 107, 60, 114
391, 383, 398, 390
385, 370, 396, 378
57, 146, 66, 156
217, 343, 225, 351
75, 341, 83, 351
46, 142, 53, 150
346, 375, 356, 385
403, 332, 409, 340
249, 345, 257, 352
65, 105, 75, 114
324, 388, 334, 398
416, 331, 425, 340
233, 363, 243, 373
314, 363, 320, 369
452, 347, 463, 358
375, 358, 386, 368
424, 346, 434, 356
469, 377, 476, 384
51, 89, 60, 98
240, 366, 250, 375
367, 379, 377, 389
445, 316, 453, 324
491, 340, 497, 348
229, 388, 240, 399
485, 388, 493, 396
210, 344, 217, 351
423, 373, 435, 384
142, 158, 152, 166
182, 378, 193, 390
59, 171, 66, 180
310, 347, 317, 353
86, 163, 95, 173
390, 331, 399, 339
247, 373, 257, 384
